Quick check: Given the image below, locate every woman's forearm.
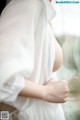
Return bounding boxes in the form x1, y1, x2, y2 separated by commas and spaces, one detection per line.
19, 79, 69, 103
19, 80, 45, 100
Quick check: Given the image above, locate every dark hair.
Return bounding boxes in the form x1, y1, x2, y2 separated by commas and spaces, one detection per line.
0, 0, 6, 15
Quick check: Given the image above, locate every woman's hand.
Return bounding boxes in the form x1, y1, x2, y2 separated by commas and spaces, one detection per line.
43, 80, 69, 103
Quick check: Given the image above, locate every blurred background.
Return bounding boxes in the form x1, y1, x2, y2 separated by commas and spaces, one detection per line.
51, 2, 80, 120
0, 0, 80, 120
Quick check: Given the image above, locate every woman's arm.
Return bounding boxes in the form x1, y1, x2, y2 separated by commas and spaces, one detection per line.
0, 73, 68, 103
19, 79, 45, 100
19, 79, 69, 103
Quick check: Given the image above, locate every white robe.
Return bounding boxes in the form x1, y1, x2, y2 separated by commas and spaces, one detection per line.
0, 0, 65, 119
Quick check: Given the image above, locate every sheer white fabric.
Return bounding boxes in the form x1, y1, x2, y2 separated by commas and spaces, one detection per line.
0, 74, 25, 102
0, 0, 65, 120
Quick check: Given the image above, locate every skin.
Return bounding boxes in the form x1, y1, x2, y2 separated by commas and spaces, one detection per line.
19, 40, 69, 103
53, 40, 63, 71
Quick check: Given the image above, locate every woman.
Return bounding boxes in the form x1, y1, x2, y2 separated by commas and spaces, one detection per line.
0, 0, 69, 120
